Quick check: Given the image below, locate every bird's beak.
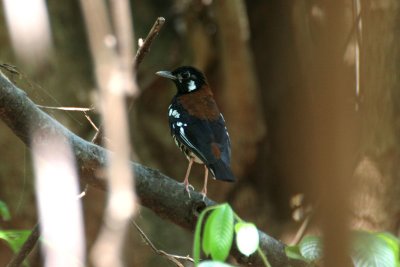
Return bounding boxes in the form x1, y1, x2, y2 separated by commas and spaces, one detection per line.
156, 70, 177, 81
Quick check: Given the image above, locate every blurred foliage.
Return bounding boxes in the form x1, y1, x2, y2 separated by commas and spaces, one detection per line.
286, 231, 400, 267
0, 201, 31, 265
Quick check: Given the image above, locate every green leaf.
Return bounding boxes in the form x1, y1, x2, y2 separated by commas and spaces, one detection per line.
299, 236, 323, 262
203, 209, 218, 256
285, 245, 308, 262
207, 204, 234, 262
0, 200, 11, 221
235, 222, 259, 256
352, 231, 399, 267
0, 230, 31, 253
194, 204, 229, 265
194, 206, 215, 265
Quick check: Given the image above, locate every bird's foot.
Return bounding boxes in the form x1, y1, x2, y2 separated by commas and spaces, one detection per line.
180, 181, 194, 198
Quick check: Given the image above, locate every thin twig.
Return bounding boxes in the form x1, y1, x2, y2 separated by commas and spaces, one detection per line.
84, 112, 99, 132
77, 184, 89, 199
131, 220, 194, 267
134, 17, 165, 69
36, 105, 94, 112
91, 125, 103, 144
0, 63, 21, 77
6, 224, 40, 267
290, 214, 313, 246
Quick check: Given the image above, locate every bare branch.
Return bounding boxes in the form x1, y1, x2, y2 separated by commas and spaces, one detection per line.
36, 105, 94, 112
84, 112, 99, 132
0, 71, 305, 267
132, 220, 193, 267
290, 214, 313, 246
134, 17, 165, 69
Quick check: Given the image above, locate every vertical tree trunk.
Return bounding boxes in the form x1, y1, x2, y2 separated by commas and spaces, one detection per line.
351, 0, 400, 232
292, 0, 400, 249
293, 0, 359, 265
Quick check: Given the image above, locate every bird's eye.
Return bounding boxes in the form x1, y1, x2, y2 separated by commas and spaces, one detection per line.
181, 71, 190, 79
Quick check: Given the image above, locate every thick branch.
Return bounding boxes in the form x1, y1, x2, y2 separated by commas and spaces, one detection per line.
0, 71, 304, 267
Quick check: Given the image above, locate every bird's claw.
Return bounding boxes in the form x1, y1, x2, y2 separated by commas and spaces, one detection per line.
180, 182, 194, 198
186, 184, 195, 191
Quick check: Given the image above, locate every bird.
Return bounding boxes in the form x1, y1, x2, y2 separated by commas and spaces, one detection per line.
156, 66, 235, 199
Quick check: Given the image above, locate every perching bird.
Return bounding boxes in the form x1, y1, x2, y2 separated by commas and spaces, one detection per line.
156, 66, 235, 199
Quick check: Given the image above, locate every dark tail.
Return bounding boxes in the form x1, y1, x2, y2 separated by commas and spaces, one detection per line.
208, 160, 235, 182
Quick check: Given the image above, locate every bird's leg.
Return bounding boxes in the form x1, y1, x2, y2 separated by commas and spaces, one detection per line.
201, 166, 209, 200
182, 157, 195, 197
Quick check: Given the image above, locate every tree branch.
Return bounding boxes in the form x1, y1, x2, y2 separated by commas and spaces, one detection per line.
134, 17, 165, 69
0, 71, 305, 267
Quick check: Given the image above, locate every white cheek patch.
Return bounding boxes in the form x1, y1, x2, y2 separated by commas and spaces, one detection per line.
173, 110, 180, 118
187, 80, 197, 91
169, 109, 180, 118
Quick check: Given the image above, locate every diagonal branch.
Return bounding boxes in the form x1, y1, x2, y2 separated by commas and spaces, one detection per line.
134, 17, 165, 69
0, 71, 305, 267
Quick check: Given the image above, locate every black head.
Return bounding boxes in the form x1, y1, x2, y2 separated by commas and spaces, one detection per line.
156, 66, 207, 95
